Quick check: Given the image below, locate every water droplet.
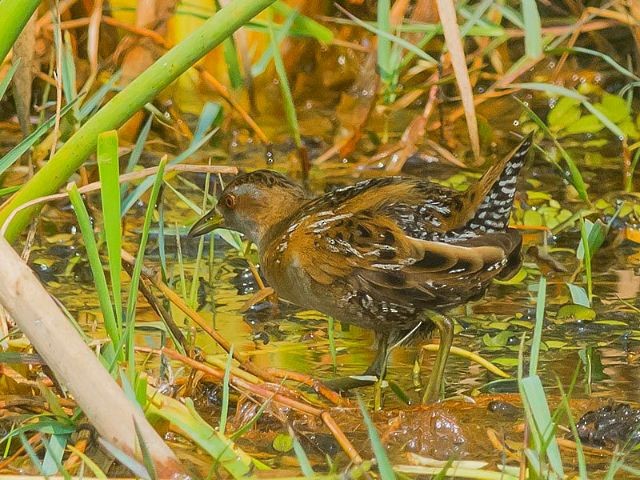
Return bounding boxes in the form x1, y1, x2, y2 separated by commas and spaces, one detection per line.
265, 146, 275, 165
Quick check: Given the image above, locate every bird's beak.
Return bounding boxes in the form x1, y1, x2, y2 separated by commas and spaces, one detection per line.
188, 209, 225, 238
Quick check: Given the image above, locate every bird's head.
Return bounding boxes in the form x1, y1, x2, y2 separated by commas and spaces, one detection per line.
188, 170, 308, 249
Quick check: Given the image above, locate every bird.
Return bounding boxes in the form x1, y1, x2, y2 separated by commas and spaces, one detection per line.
189, 134, 532, 402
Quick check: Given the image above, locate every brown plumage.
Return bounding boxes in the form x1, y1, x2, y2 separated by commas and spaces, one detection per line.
189, 134, 532, 402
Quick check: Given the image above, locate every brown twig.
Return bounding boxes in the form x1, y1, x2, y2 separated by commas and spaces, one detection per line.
122, 261, 187, 349
199, 69, 271, 146
121, 249, 348, 407
159, 347, 363, 464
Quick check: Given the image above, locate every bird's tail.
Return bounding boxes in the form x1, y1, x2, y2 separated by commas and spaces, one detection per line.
462, 133, 533, 233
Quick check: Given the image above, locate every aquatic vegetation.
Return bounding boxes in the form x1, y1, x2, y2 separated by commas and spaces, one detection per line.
0, 0, 640, 478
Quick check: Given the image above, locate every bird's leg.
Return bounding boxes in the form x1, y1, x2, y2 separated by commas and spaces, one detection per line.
422, 311, 454, 404
363, 331, 391, 378
321, 332, 391, 392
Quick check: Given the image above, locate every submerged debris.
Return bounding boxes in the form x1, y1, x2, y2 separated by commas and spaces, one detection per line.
576, 403, 640, 447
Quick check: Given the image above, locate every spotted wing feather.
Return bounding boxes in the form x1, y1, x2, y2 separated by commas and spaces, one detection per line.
278, 209, 519, 309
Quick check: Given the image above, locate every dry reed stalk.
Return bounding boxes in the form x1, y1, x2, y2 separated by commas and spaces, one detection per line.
0, 237, 188, 478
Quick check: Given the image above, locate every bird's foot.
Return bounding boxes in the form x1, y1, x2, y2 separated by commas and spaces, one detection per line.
321, 374, 378, 393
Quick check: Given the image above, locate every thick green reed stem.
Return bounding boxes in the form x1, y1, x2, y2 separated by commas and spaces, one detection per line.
0, 0, 276, 241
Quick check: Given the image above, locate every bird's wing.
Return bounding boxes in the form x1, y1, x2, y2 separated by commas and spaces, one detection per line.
278, 208, 520, 306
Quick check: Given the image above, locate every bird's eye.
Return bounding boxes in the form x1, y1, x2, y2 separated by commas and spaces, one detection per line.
223, 194, 236, 209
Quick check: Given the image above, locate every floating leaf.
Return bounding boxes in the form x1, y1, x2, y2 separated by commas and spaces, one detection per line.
618, 118, 640, 139
494, 267, 527, 285
594, 93, 630, 124
492, 357, 519, 367
557, 304, 596, 321
482, 331, 513, 347
567, 284, 590, 307
548, 97, 581, 132
272, 433, 293, 453
523, 209, 543, 226
564, 114, 604, 135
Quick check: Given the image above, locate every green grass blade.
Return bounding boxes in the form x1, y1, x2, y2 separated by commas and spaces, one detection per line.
0, 0, 277, 242
68, 184, 120, 354
147, 394, 254, 478
556, 380, 587, 480
125, 158, 167, 372
529, 276, 546, 377
0, 0, 41, 63
78, 71, 123, 120
268, 10, 301, 149
551, 47, 640, 82
459, 0, 493, 37
336, 5, 437, 64
251, 14, 297, 77
66, 444, 108, 479
272, 1, 333, 43
41, 433, 69, 477
213, 0, 243, 89
328, 316, 337, 373
99, 438, 151, 480
19, 432, 45, 475
133, 420, 158, 480
288, 426, 314, 478
121, 129, 217, 215
516, 98, 589, 202
376, 0, 392, 83
219, 345, 234, 435
357, 397, 395, 480
0, 59, 20, 100
521, 0, 542, 58
97, 131, 123, 330
514, 83, 625, 139
62, 32, 78, 107
520, 375, 564, 477
194, 102, 222, 142
0, 100, 76, 176
579, 216, 593, 303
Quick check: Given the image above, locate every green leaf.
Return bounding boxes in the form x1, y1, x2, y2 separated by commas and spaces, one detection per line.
272, 433, 293, 453
519, 375, 564, 477
97, 131, 123, 331
530, 276, 546, 377
492, 357, 519, 367
594, 93, 630, 124
557, 304, 596, 321
376, 0, 392, 82
547, 97, 581, 132
0, 60, 20, 100
564, 114, 604, 135
523, 209, 543, 226
357, 397, 395, 480
618, 118, 640, 139
514, 83, 625, 139
521, 0, 542, 58
567, 284, 590, 307
482, 331, 513, 347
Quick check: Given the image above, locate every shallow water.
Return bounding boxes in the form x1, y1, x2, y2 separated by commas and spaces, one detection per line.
5, 87, 640, 474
